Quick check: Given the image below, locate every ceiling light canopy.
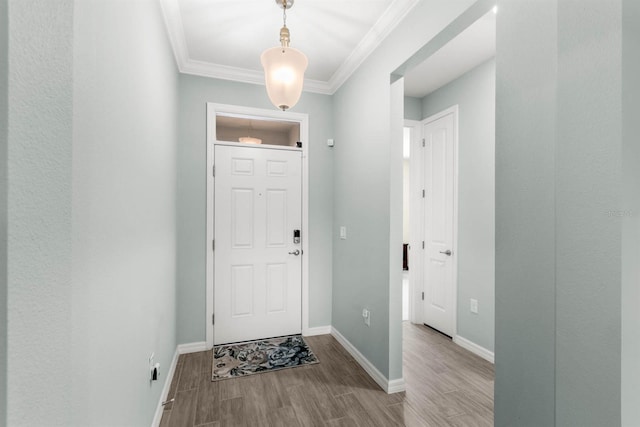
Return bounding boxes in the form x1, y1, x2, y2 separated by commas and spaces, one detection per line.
239, 120, 262, 144
238, 136, 262, 144
261, 0, 308, 111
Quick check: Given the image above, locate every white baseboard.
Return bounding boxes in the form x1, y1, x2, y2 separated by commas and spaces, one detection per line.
331, 327, 405, 394
387, 378, 407, 393
177, 341, 208, 354
151, 347, 179, 427
152, 341, 209, 427
454, 335, 494, 364
153, 331, 410, 426
303, 325, 332, 336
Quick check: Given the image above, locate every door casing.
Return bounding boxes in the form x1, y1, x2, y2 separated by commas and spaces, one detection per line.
404, 120, 420, 325
205, 103, 310, 349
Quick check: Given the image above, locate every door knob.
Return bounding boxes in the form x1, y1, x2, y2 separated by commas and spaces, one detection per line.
439, 250, 452, 256
288, 249, 301, 256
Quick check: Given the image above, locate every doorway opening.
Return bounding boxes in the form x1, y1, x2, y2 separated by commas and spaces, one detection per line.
398, 4, 496, 366
205, 103, 310, 349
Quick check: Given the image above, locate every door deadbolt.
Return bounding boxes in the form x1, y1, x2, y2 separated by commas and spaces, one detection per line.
293, 229, 300, 244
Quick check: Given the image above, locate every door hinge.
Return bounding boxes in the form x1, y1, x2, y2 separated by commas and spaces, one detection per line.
422, 189, 425, 198
212, 314, 215, 325
422, 292, 424, 301
212, 165, 215, 177
212, 240, 215, 251
422, 138, 425, 147
422, 241, 425, 249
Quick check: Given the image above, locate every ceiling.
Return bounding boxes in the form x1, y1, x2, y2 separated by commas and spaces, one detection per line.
160, 0, 495, 98
160, 0, 421, 94
404, 9, 496, 98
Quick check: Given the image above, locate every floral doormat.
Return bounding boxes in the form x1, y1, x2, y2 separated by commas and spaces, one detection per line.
212, 334, 319, 381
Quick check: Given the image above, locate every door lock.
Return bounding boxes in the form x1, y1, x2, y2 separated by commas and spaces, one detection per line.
288, 249, 301, 256
293, 229, 300, 244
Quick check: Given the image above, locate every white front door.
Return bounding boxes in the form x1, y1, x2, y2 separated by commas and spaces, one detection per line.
422, 111, 456, 337
214, 144, 302, 344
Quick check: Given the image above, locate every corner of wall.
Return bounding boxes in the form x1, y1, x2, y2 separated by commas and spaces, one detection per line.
621, 0, 640, 423
0, 0, 8, 422
331, 327, 405, 394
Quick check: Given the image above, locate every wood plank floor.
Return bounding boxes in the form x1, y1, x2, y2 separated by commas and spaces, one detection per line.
160, 322, 494, 426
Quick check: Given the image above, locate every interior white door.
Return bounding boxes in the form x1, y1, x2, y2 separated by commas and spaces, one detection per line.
422, 112, 455, 337
214, 144, 302, 344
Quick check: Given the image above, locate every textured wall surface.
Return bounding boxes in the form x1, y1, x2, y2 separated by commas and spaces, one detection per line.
70, 0, 178, 424
421, 58, 495, 352
495, 2, 558, 424
6, 0, 178, 425
0, 0, 8, 424
622, 1, 640, 424
332, 0, 476, 380
555, 1, 621, 424
176, 75, 334, 344
7, 0, 75, 425
496, 0, 624, 425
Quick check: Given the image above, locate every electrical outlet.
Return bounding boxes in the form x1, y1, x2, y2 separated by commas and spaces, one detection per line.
149, 353, 156, 381
149, 353, 155, 381
149, 353, 161, 381
470, 299, 478, 314
362, 308, 371, 326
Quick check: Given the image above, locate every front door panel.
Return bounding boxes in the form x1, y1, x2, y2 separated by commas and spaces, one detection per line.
214, 144, 302, 344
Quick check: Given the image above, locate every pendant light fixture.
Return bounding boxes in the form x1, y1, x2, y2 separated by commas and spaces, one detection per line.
260, 0, 308, 111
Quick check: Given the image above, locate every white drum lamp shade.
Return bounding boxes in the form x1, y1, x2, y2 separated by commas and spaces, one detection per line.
261, 46, 308, 111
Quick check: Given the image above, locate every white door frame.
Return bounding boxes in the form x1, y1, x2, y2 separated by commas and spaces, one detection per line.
412, 106, 459, 336
404, 119, 421, 325
205, 103, 310, 349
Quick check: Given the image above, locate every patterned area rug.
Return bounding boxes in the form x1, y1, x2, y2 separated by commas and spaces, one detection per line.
212, 334, 319, 381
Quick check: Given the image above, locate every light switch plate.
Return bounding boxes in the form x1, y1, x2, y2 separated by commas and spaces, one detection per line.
470, 299, 478, 314
340, 226, 347, 240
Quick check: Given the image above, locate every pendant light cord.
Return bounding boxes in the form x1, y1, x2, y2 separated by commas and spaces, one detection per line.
282, 1, 287, 27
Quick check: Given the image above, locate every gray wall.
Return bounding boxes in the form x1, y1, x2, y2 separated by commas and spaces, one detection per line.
332, 0, 476, 381
7, 1, 75, 425
404, 96, 422, 121
496, 0, 623, 425
6, 0, 179, 425
421, 58, 495, 352
622, 0, 640, 424
495, 2, 557, 424
555, 2, 621, 424
0, 0, 7, 424
177, 75, 333, 344
70, 1, 178, 424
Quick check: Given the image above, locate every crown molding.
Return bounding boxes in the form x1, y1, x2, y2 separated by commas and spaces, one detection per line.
181, 60, 263, 86
159, 0, 419, 96
158, 0, 189, 68
302, 79, 333, 95
179, 59, 333, 95
326, 0, 421, 93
